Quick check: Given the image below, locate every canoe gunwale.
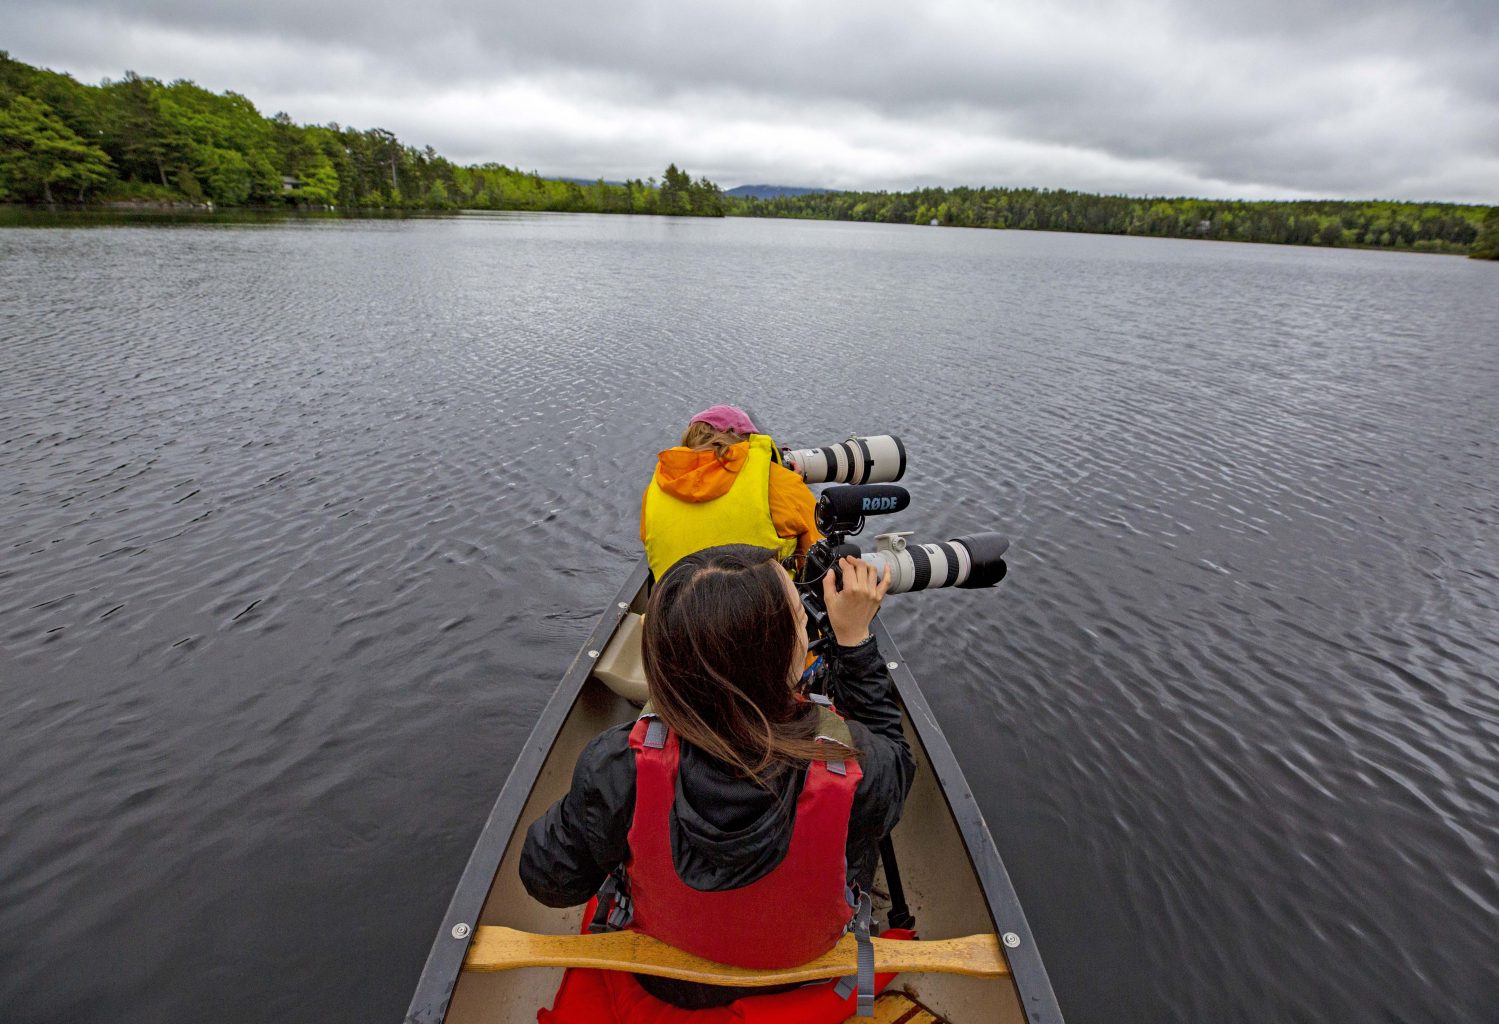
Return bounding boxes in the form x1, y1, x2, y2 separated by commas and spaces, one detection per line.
404, 558, 651, 1024
873, 616, 1065, 1024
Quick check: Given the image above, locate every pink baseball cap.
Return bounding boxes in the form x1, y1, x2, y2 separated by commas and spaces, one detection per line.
689, 404, 757, 435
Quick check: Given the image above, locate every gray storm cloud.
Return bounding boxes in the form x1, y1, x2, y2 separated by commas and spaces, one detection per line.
7, 0, 1497, 202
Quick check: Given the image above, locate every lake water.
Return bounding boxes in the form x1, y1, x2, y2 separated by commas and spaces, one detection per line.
2, 213, 1496, 1024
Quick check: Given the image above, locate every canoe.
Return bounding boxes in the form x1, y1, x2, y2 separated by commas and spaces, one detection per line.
405, 557, 1064, 1024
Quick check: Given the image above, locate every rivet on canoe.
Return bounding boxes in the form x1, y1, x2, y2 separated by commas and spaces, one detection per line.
1003, 932, 1021, 948
451, 923, 471, 940
588, 650, 600, 658
887, 662, 899, 670
618, 603, 629, 610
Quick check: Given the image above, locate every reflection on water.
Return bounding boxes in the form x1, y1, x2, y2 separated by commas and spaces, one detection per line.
2, 213, 1496, 1023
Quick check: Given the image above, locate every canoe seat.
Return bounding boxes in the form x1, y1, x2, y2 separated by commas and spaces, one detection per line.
462, 926, 1008, 985
592, 612, 648, 704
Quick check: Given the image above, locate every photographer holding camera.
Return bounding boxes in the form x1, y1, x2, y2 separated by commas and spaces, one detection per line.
520, 543, 913, 1022
639, 405, 821, 581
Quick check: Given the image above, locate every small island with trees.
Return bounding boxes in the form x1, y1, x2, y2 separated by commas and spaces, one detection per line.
2, 52, 1495, 259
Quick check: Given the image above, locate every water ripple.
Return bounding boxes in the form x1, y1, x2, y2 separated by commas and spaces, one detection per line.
2, 217, 1496, 1023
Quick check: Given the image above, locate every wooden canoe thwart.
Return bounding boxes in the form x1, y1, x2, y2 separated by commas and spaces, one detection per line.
404, 558, 1065, 1023
462, 927, 1010, 984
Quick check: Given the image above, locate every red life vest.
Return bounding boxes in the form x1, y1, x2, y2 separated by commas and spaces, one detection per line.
624, 711, 862, 969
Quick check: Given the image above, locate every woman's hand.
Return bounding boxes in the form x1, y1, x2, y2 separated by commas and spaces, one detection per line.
822, 555, 891, 647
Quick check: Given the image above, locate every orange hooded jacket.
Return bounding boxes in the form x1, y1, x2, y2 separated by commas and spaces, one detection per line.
639, 442, 820, 565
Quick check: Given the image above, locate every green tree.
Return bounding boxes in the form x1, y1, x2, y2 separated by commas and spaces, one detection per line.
0, 94, 114, 202
156, 81, 279, 203
425, 179, 453, 208
104, 72, 181, 186
659, 163, 691, 215
287, 154, 339, 205
367, 127, 401, 195
1470, 208, 1499, 260
196, 146, 253, 204
687, 174, 725, 216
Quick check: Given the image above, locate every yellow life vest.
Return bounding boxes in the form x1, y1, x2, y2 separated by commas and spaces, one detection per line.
642, 434, 796, 580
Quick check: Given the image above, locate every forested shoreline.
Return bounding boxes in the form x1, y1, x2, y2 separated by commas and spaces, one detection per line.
3, 52, 1496, 257
725, 187, 1499, 258
0, 53, 725, 216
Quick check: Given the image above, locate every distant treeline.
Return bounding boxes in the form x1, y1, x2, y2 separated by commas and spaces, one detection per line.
3, 51, 1495, 257
0, 52, 724, 215
727, 185, 1499, 258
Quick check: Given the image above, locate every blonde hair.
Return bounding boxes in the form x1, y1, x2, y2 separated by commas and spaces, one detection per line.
681, 421, 746, 462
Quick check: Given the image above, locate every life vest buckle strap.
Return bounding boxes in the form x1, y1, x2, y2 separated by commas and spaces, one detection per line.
588, 875, 618, 934
589, 869, 634, 934
837, 886, 875, 1017
855, 926, 875, 1016
607, 893, 634, 931
643, 718, 668, 749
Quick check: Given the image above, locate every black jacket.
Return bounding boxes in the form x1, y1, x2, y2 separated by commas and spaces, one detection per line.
518, 634, 915, 1007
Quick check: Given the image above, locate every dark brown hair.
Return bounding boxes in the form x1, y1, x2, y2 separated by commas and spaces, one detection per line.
643, 544, 856, 782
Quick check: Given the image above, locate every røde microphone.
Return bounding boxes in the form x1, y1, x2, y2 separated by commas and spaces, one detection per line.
816, 485, 911, 532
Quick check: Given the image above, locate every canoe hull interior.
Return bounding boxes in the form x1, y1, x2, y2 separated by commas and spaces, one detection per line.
411, 562, 1061, 1024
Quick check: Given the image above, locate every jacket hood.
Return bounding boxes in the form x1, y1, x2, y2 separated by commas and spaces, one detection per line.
654, 443, 748, 503
670, 742, 805, 890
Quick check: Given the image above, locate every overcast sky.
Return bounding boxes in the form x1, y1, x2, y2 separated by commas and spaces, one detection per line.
8, 0, 1498, 203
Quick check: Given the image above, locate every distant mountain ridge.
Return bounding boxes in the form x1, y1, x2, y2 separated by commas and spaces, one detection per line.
725, 184, 834, 199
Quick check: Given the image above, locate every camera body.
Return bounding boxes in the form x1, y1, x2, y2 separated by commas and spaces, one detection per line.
792, 481, 1010, 651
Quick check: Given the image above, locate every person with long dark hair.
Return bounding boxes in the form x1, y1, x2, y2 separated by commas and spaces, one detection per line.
520, 544, 915, 1022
